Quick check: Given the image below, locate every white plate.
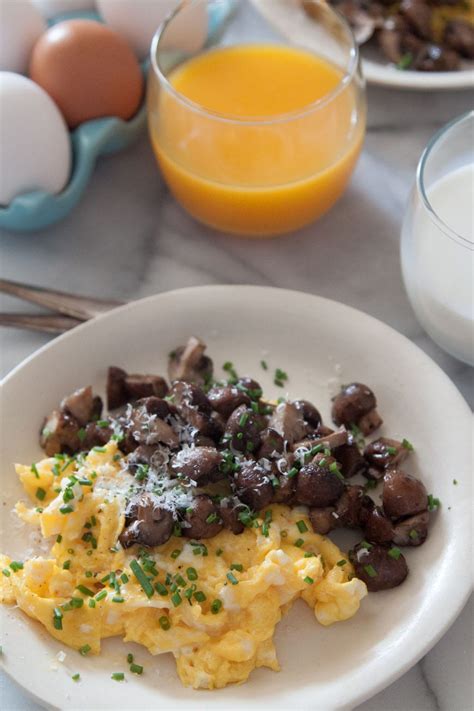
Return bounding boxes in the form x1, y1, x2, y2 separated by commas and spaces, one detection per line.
249, 0, 474, 90
0, 286, 472, 711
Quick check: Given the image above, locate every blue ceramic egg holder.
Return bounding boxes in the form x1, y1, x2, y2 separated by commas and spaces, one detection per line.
0, 3, 235, 232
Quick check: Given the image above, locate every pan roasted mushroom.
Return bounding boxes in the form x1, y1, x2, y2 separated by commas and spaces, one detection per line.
37, 337, 438, 595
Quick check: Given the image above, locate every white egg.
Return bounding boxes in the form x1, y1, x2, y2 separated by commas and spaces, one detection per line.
0, 0, 46, 74
97, 0, 207, 60
0, 73, 71, 206
31, 0, 96, 19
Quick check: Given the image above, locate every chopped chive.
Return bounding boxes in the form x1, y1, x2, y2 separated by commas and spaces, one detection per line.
95, 590, 107, 602
79, 644, 91, 656
171, 591, 182, 607
76, 585, 94, 596
60, 505, 74, 514
31, 463, 40, 478
2, 569, 11, 577
72, 673, 80, 682
236, 432, 244, 440
92, 446, 107, 453
336, 559, 347, 567
88, 598, 96, 608
402, 438, 414, 451
170, 549, 181, 559
230, 563, 243, 572
130, 663, 143, 675
9, 561, 24, 572
318, 458, 327, 467
409, 529, 419, 540
159, 616, 171, 630
186, 567, 198, 581
77, 428, 87, 443
386, 446, 397, 455
155, 582, 168, 596
120, 573, 129, 584
70, 597, 83, 609
205, 513, 219, 524
260, 360, 268, 370
294, 538, 304, 548
226, 572, 238, 585
287, 467, 299, 479
111, 672, 124, 681
427, 494, 440, 511
360, 541, 372, 550
127, 653, 134, 664
53, 607, 63, 630
397, 51, 413, 70
130, 559, 154, 598
175, 574, 186, 588
239, 412, 249, 427
216, 548, 223, 556
56, 534, 63, 543
35, 487, 46, 501
211, 599, 222, 614
363, 564, 377, 578
194, 590, 206, 602
388, 547, 402, 560
296, 520, 308, 533
310, 444, 324, 455
303, 576, 314, 585
304, 552, 315, 558
453, 479, 458, 485
112, 596, 124, 603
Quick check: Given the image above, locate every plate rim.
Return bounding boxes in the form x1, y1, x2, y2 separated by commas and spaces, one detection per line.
0, 284, 472, 710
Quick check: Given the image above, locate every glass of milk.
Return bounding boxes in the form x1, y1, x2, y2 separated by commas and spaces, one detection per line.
401, 111, 473, 366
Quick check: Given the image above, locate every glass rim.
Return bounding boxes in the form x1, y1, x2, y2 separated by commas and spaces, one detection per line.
417, 110, 473, 249
150, 0, 360, 126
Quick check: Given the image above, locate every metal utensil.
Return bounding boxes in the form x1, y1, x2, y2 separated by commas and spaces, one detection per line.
0, 278, 122, 333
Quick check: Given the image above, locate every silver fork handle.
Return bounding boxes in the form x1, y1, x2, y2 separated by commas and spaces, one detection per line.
0, 278, 122, 320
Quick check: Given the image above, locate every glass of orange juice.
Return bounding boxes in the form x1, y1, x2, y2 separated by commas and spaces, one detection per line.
148, 0, 366, 237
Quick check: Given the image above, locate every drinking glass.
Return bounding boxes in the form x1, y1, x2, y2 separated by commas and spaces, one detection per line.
147, 0, 366, 237
401, 111, 474, 365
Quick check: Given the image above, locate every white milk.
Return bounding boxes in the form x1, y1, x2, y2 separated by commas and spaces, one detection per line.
401, 164, 474, 365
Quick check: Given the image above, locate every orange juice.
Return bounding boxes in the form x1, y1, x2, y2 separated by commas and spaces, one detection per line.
149, 44, 365, 236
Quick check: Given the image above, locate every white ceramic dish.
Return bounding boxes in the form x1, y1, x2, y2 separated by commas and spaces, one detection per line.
250, 0, 474, 91
0, 286, 472, 711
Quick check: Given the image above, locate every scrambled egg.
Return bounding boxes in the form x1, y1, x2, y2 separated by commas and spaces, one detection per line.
0, 443, 367, 689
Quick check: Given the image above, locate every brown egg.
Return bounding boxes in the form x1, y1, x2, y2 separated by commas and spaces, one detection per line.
29, 20, 143, 128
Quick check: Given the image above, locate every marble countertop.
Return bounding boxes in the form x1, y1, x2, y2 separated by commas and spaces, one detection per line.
0, 4, 472, 709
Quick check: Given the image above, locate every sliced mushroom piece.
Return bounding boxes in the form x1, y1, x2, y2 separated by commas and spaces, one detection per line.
271, 470, 296, 505
168, 336, 213, 386
171, 446, 223, 485
413, 43, 460, 71
364, 437, 409, 471
107, 366, 128, 410
444, 20, 474, 59
258, 428, 284, 459
291, 426, 349, 454
334, 484, 365, 528
83, 421, 113, 451
219, 498, 245, 535
235, 377, 263, 399
119, 493, 174, 548
309, 506, 337, 535
60, 385, 98, 426
293, 399, 322, 430
123, 400, 179, 450
269, 402, 307, 445
400, 0, 433, 40
123, 374, 169, 402
333, 442, 368, 478
169, 381, 218, 438
349, 543, 408, 592
225, 404, 265, 454
127, 444, 158, 473
363, 505, 394, 545
383, 469, 428, 520
331, 383, 382, 436
40, 410, 81, 456
392, 510, 429, 547
234, 460, 273, 511
295, 453, 345, 507
183, 494, 223, 539
207, 384, 251, 418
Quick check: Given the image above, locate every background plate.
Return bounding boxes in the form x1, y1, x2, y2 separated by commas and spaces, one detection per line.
0, 286, 471, 711
249, 0, 474, 90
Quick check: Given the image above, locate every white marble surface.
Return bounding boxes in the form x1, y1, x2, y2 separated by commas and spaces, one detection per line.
0, 3, 473, 709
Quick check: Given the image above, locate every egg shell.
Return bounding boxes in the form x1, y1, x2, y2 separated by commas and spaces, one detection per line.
97, 0, 208, 60
31, 0, 96, 19
29, 19, 144, 128
0, 72, 71, 206
0, 0, 46, 73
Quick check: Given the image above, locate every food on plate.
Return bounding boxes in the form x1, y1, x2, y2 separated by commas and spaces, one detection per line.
29, 19, 143, 128
303, 0, 474, 71
0, 338, 438, 688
